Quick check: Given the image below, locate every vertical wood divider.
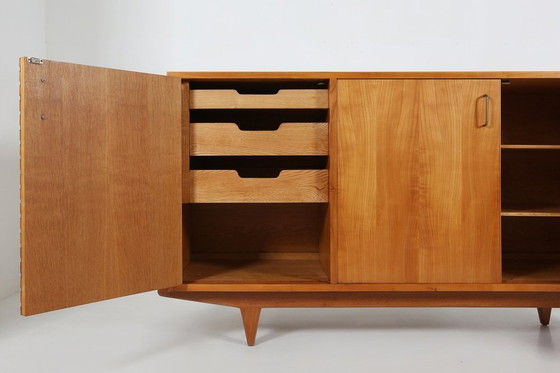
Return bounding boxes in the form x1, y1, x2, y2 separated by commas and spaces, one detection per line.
181, 81, 190, 268
328, 78, 339, 283
181, 81, 190, 203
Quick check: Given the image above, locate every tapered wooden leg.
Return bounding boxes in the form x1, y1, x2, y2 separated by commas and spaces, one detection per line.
240, 308, 261, 346
537, 308, 552, 326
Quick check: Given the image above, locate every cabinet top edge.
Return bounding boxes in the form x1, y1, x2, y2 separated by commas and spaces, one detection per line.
167, 71, 560, 80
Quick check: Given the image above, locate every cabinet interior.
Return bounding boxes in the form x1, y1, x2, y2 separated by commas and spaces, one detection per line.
183, 203, 329, 283
183, 79, 330, 283
502, 79, 560, 146
501, 79, 560, 283
502, 217, 560, 283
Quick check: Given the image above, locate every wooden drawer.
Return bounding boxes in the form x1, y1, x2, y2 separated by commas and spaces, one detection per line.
189, 170, 328, 203
190, 122, 328, 156
190, 89, 328, 109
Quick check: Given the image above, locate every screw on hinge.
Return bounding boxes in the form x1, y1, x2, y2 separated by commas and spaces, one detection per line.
40, 115, 47, 120
40, 78, 46, 83
27, 57, 43, 65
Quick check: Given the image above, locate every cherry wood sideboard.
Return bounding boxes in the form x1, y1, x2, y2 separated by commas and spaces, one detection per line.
20, 58, 560, 345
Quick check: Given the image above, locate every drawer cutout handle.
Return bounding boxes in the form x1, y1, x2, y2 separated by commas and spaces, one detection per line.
235, 88, 280, 95
235, 169, 283, 178
235, 122, 283, 131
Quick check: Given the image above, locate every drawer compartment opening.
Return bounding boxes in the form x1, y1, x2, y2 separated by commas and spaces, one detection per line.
501, 149, 560, 215
502, 79, 560, 147
182, 203, 330, 283
502, 217, 560, 283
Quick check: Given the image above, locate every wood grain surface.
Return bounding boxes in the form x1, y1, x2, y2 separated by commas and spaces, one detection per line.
169, 71, 560, 79
190, 89, 328, 109
189, 170, 328, 203
20, 59, 183, 315
190, 122, 328, 155
337, 79, 501, 284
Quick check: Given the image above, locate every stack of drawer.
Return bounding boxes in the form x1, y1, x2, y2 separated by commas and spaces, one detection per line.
188, 81, 329, 203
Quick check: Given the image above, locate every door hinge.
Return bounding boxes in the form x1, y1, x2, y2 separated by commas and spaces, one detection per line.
27, 57, 44, 65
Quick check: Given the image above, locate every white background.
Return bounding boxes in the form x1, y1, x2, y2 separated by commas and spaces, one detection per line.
0, 1, 559, 371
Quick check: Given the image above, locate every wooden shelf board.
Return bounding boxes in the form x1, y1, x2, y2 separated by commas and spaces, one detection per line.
502, 145, 560, 150
167, 282, 560, 293
184, 258, 328, 284
501, 206, 560, 217
168, 71, 560, 80
503, 259, 560, 283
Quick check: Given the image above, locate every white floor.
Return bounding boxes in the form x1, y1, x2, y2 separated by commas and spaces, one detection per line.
0, 292, 558, 373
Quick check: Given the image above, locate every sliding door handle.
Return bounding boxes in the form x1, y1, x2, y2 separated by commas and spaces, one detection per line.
481, 94, 489, 127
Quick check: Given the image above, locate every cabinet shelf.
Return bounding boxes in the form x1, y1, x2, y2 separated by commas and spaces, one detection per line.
502, 258, 560, 283
501, 206, 560, 217
501, 145, 560, 150
183, 256, 328, 283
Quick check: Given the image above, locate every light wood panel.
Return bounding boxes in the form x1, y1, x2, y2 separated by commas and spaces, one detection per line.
501, 145, 560, 150
169, 71, 560, 79
337, 79, 501, 284
20, 58, 183, 315
190, 89, 328, 109
190, 122, 328, 155
189, 170, 328, 203
501, 207, 560, 217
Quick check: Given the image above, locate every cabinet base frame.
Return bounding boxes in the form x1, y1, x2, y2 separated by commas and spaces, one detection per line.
158, 290, 557, 345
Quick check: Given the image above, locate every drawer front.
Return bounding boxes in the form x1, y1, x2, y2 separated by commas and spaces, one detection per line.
190, 89, 328, 109
190, 170, 328, 203
190, 122, 328, 156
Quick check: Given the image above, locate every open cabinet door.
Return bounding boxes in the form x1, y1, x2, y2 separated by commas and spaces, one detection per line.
20, 58, 183, 315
